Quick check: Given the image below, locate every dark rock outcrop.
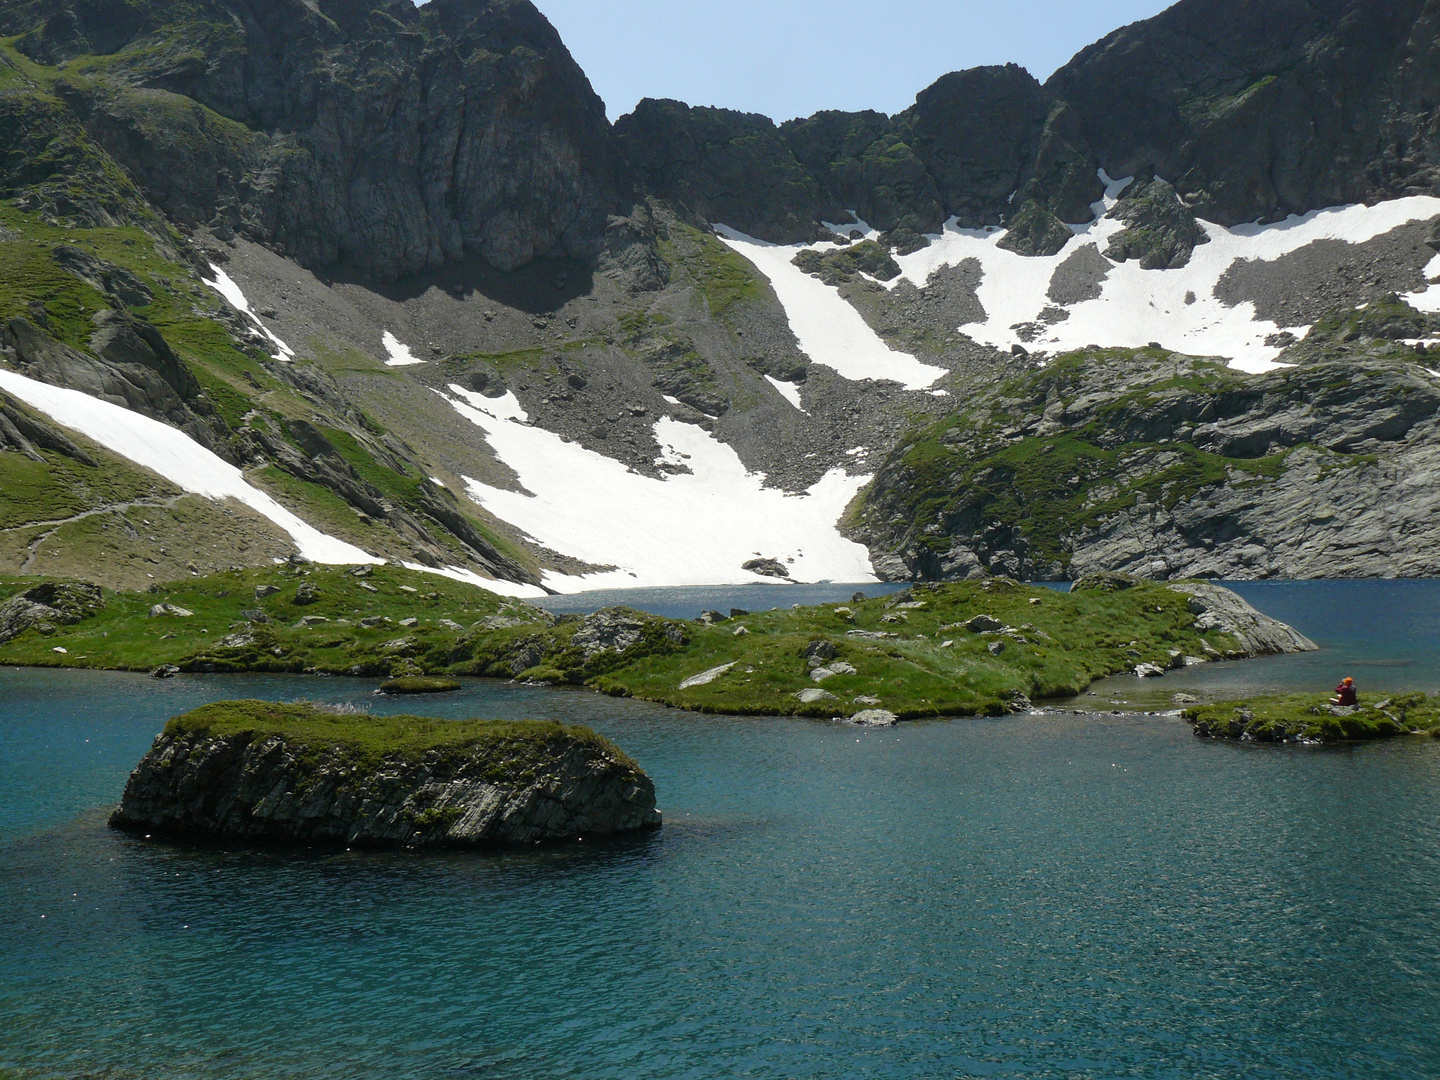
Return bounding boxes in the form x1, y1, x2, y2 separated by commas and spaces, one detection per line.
1102, 180, 1210, 269
1045, 0, 1440, 225
1, 0, 624, 280
997, 200, 1074, 257
109, 702, 661, 848
615, 99, 833, 243
2, 316, 228, 453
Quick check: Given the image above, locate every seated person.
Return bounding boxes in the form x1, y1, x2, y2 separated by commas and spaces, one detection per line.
1331, 677, 1358, 707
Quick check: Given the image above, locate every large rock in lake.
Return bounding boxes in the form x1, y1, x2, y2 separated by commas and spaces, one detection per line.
110, 701, 660, 848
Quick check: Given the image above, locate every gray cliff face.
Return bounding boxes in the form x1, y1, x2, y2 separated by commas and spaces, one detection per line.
110, 728, 661, 848
3, 0, 623, 280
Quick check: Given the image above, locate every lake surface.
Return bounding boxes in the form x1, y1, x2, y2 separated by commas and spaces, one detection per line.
3, 582, 1440, 1079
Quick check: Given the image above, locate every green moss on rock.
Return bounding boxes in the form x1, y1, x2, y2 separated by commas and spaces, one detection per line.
1186, 693, 1440, 743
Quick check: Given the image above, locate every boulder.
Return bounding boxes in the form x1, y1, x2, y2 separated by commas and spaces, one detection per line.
849, 709, 898, 727
0, 581, 103, 643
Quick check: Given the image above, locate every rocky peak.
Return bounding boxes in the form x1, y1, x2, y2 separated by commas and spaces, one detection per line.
2, 0, 623, 280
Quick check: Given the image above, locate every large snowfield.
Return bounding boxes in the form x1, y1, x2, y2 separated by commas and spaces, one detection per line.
725, 181, 1440, 375
442, 385, 876, 591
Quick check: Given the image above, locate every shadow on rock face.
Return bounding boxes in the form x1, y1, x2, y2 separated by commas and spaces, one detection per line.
320, 253, 597, 315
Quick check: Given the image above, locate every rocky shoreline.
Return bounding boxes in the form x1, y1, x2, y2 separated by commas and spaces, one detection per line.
110, 701, 661, 849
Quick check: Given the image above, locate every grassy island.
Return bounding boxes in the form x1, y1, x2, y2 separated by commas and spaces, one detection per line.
378, 676, 463, 695
1186, 694, 1440, 743
163, 700, 626, 771
112, 701, 659, 848
0, 564, 1304, 719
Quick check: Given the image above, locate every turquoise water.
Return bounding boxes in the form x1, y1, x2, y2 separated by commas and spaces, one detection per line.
4, 583, 1440, 1079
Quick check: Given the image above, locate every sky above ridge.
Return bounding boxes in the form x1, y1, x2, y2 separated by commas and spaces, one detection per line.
519, 0, 1175, 122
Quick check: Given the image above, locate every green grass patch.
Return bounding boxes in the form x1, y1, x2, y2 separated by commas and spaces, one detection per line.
661, 222, 767, 316
168, 699, 637, 774
380, 676, 462, 694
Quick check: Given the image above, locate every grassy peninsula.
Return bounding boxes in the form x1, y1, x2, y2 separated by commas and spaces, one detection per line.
0, 564, 1282, 719
1186, 693, 1440, 743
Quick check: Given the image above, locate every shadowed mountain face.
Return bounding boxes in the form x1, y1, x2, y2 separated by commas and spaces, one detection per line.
1046, 0, 1440, 226
0, 0, 624, 280
615, 0, 1440, 242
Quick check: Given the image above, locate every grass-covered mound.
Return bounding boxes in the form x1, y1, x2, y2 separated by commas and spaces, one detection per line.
0, 566, 1289, 719
164, 700, 633, 772
1186, 693, 1440, 743
113, 701, 658, 848
379, 676, 462, 694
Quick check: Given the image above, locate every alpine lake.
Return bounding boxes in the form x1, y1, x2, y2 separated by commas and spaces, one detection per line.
3, 580, 1439, 1080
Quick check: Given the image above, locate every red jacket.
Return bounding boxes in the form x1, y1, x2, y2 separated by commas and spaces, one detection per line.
1334, 683, 1357, 706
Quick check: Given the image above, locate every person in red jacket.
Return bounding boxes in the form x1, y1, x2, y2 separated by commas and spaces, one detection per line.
1331, 677, 1358, 707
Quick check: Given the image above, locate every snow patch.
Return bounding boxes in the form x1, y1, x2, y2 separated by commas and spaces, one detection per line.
440, 389, 875, 592
715, 225, 946, 390
401, 561, 547, 599
0, 367, 376, 565
764, 374, 807, 412
447, 384, 528, 423
202, 265, 294, 360
382, 331, 426, 367
880, 195, 1440, 373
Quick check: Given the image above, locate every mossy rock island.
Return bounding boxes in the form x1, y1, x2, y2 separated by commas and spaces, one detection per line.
379, 676, 462, 695
1187, 693, 1440, 743
109, 702, 661, 849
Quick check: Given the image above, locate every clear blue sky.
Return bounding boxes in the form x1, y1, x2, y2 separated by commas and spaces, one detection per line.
518, 0, 1175, 121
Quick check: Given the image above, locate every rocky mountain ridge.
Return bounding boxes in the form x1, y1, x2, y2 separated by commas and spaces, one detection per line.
0, 0, 1438, 591
854, 299, 1440, 581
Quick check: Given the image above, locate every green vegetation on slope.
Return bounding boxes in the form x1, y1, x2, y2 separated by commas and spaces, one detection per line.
1186, 693, 1440, 743
0, 567, 1253, 719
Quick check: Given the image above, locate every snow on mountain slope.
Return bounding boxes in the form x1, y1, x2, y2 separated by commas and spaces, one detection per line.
0, 367, 375, 564
382, 331, 427, 367
203, 265, 295, 360
884, 195, 1440, 373
440, 386, 875, 592
714, 225, 947, 390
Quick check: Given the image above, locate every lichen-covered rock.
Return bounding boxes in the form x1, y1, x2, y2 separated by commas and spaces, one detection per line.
109, 701, 660, 848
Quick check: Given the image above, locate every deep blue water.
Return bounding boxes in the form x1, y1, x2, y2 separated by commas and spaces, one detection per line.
3, 583, 1440, 1079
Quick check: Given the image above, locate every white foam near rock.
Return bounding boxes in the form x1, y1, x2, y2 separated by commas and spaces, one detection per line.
715, 225, 946, 390
202, 265, 295, 360
382, 330, 426, 367
0, 367, 378, 565
877, 191, 1440, 374
442, 388, 876, 593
